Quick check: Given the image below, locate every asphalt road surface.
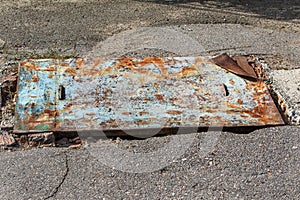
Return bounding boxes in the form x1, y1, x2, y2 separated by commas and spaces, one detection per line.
0, 0, 299, 199
0, 126, 299, 199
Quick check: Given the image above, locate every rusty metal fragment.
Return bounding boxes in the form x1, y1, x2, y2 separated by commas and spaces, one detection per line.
232, 55, 258, 78
14, 56, 285, 134
211, 53, 258, 79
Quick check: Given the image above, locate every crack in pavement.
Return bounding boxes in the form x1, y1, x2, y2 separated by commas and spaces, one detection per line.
44, 152, 69, 200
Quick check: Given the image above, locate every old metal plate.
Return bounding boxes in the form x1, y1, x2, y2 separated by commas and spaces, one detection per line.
14, 56, 284, 133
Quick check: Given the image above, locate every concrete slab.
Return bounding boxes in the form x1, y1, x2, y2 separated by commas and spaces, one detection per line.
271, 69, 300, 124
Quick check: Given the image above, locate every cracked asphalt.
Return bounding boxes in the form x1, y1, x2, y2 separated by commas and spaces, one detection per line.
0, 126, 299, 199
0, 0, 299, 199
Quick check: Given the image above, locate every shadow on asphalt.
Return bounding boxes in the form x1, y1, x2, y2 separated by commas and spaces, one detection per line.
54, 125, 284, 141
136, 0, 300, 20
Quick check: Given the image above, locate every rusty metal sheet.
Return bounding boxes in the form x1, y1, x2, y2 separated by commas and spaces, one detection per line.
14, 56, 285, 133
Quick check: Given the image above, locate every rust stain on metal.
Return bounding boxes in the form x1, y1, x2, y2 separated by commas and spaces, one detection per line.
64, 68, 77, 75
166, 110, 183, 115
155, 94, 164, 101
237, 99, 244, 105
14, 55, 285, 134
32, 76, 39, 82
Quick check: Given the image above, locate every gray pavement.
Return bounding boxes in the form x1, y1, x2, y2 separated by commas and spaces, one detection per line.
90, 24, 300, 68
0, 148, 67, 199
0, 0, 300, 199
0, 126, 299, 199
0, 0, 299, 53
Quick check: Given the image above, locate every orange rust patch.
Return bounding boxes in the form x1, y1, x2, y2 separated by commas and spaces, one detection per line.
134, 57, 153, 66
77, 58, 83, 68
182, 66, 197, 76
226, 110, 237, 115
45, 67, 56, 72
122, 112, 132, 115
60, 63, 69, 67
229, 79, 235, 85
241, 115, 249, 119
79, 57, 196, 79
65, 68, 77, 75
23, 63, 40, 70
134, 57, 167, 75
32, 76, 39, 82
155, 94, 164, 101
25, 109, 58, 125
85, 113, 96, 116
227, 102, 241, 109
237, 99, 243, 104
166, 110, 182, 115
137, 120, 151, 125
243, 108, 261, 119
118, 58, 134, 66
139, 112, 149, 116
44, 109, 59, 117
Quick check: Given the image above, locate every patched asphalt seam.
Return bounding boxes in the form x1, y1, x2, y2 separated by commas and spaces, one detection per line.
44, 153, 69, 200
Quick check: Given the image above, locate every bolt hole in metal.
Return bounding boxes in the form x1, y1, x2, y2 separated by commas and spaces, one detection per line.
59, 85, 66, 100
223, 84, 230, 96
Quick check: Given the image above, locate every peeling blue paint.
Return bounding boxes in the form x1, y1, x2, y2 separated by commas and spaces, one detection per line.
14, 56, 284, 133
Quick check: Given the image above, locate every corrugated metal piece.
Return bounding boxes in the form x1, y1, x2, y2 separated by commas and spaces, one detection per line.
14, 56, 285, 133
